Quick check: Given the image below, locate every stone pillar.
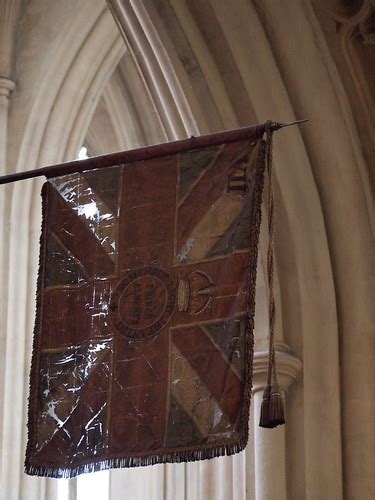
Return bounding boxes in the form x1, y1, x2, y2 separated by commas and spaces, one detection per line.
0, 74, 15, 489
0, 76, 15, 266
0, 1, 20, 491
0, 77, 15, 164
252, 344, 302, 500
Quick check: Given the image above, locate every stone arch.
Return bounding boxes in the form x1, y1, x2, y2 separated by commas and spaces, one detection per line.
2, 1, 373, 498
3, 3, 124, 497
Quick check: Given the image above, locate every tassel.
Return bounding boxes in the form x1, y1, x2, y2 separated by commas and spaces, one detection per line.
268, 383, 285, 428
259, 384, 273, 428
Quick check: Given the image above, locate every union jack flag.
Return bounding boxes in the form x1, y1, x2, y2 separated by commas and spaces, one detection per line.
25, 135, 265, 477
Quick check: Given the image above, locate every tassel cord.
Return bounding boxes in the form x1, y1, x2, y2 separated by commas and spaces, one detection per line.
259, 121, 285, 428
265, 122, 277, 387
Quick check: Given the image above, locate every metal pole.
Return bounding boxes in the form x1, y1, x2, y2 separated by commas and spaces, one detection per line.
0, 120, 307, 185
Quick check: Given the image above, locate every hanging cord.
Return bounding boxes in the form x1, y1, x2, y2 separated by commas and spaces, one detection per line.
259, 121, 285, 429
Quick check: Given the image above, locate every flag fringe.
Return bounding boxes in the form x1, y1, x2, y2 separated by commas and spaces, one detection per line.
242, 139, 266, 437
24, 440, 249, 479
25, 183, 49, 475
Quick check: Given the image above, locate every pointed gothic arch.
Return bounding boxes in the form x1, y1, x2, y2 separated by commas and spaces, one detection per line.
1, 1, 374, 499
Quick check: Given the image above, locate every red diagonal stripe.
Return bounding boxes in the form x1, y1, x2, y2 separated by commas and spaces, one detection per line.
172, 325, 244, 424
47, 185, 115, 278
176, 140, 250, 253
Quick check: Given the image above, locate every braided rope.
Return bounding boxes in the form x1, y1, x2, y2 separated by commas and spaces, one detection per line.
265, 122, 278, 386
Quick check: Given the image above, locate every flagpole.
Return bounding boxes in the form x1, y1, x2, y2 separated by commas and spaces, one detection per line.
271, 118, 309, 130
0, 120, 307, 185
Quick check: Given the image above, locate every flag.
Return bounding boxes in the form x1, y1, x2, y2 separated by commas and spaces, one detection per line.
25, 130, 266, 478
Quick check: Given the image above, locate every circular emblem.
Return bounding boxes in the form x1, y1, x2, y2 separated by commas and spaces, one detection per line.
110, 266, 176, 340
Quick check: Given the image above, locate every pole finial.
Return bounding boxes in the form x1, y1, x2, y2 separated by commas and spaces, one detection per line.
270, 119, 308, 132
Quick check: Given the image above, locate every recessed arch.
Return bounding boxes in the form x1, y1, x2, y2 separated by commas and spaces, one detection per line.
2, 1, 373, 498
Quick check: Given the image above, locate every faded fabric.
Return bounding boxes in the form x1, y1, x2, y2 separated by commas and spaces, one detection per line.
25, 137, 265, 478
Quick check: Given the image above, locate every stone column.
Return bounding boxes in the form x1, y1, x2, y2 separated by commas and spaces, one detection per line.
0, 75, 15, 274
0, 76, 15, 162
0, 75, 15, 277
0, 2, 20, 493
0, 74, 15, 490
252, 344, 302, 500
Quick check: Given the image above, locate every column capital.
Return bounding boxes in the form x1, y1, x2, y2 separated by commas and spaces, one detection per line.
252, 343, 302, 393
0, 76, 15, 98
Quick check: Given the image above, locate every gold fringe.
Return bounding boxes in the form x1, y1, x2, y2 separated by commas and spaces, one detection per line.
25, 184, 49, 474
25, 440, 247, 479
